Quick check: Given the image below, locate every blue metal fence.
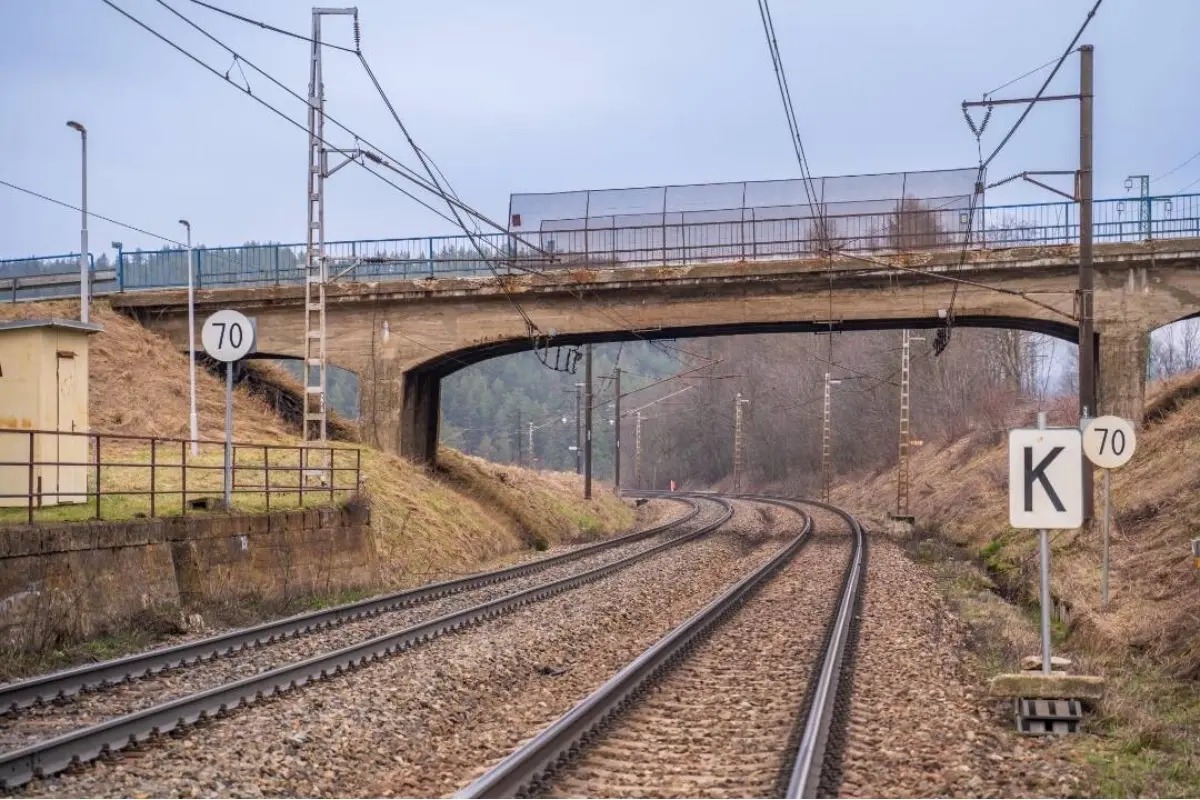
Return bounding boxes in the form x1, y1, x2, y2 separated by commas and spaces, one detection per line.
3, 193, 1199, 300
0, 253, 104, 302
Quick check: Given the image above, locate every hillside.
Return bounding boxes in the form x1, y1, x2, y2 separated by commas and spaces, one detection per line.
834, 374, 1200, 794
835, 375, 1200, 678
0, 300, 634, 580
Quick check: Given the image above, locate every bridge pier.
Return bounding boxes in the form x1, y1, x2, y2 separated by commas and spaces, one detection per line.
400, 370, 441, 465
1098, 325, 1151, 426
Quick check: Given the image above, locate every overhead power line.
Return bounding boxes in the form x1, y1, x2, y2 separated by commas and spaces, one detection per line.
938, 0, 1104, 354
1179, 174, 1200, 194
124, 0, 547, 259
0, 178, 179, 246
1154, 149, 1200, 184
185, 0, 357, 52
983, 53, 1071, 99
755, 0, 841, 371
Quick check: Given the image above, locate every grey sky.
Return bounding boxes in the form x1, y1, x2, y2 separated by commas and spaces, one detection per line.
3, 0, 1199, 261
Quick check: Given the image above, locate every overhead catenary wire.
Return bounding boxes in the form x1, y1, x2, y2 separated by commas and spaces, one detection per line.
160, 0, 696, 371
938, 0, 1104, 352
0, 177, 252, 277
1178, 174, 1200, 194
354, 47, 546, 344
131, 0, 547, 258
755, 0, 839, 371
1154, 149, 1200, 184
983, 52, 1071, 99
185, 0, 357, 52
0, 178, 179, 246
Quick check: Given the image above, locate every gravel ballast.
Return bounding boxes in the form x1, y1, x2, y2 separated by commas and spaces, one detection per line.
0, 499, 705, 754
17, 499, 799, 798
836, 537, 1089, 798
541, 505, 853, 798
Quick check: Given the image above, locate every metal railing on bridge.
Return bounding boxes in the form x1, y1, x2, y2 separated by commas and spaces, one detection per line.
3, 193, 1198, 300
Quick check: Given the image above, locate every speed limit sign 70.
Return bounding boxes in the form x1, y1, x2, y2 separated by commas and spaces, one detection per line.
201, 309, 256, 362
1082, 415, 1137, 469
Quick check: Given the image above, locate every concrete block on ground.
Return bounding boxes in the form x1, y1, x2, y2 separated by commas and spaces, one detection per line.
989, 672, 1105, 700
1021, 655, 1073, 671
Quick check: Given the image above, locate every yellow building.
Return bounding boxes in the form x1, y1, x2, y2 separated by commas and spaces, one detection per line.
0, 319, 101, 508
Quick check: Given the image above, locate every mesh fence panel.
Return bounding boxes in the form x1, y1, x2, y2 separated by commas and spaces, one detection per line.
509, 169, 979, 265
510, 168, 978, 233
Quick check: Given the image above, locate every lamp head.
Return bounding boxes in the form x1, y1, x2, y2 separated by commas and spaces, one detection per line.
66, 120, 86, 134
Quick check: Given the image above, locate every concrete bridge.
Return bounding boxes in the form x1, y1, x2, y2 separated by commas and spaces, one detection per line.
110, 238, 1200, 464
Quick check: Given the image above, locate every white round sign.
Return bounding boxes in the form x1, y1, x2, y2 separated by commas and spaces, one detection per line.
201, 309, 255, 362
1082, 415, 1137, 469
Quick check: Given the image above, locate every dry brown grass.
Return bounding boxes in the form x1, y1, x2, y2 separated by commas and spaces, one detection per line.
1, 300, 637, 592
0, 300, 291, 442
836, 373, 1200, 795
837, 373, 1200, 678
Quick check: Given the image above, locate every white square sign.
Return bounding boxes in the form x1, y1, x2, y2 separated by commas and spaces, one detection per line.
1008, 427, 1083, 529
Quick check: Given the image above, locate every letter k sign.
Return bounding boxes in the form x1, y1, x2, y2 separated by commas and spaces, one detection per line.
1009, 427, 1083, 529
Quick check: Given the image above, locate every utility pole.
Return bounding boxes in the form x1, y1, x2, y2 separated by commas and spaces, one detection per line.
515, 408, 522, 466
962, 44, 1096, 520
303, 7, 358, 459
822, 373, 842, 503
584, 344, 593, 500
1078, 44, 1096, 521
733, 391, 750, 493
574, 382, 584, 474
528, 421, 535, 469
65, 121, 88, 324
613, 367, 622, 497
896, 331, 925, 517
179, 219, 199, 457
634, 411, 643, 489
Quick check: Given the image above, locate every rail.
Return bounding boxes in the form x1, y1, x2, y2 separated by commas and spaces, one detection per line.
2, 193, 1198, 298
0, 496, 734, 789
454, 493, 856, 799
0, 428, 361, 525
0, 497, 701, 713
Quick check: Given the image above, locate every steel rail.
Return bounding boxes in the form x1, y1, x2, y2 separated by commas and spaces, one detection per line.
0, 497, 732, 789
784, 499, 865, 799
0, 498, 701, 714
454, 495, 815, 799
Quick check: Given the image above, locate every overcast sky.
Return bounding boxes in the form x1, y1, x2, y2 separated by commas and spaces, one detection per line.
3, 0, 1199, 260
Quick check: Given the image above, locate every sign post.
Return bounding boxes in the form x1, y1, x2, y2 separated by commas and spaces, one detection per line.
1081, 415, 1137, 610
201, 310, 256, 508
1009, 412, 1083, 675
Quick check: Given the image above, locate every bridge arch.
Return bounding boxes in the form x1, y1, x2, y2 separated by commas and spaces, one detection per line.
394, 314, 1082, 465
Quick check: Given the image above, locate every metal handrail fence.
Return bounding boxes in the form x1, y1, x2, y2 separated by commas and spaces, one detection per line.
0, 253, 110, 303
0, 428, 361, 525
2, 194, 1199, 299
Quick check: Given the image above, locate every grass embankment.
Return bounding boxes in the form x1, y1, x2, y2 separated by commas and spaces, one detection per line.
0, 300, 634, 599
836, 373, 1200, 797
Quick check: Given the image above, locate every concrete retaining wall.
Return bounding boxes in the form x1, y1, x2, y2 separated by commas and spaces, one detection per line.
0, 501, 377, 650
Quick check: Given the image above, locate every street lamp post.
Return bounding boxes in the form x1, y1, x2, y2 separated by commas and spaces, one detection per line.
66, 121, 88, 323
179, 219, 199, 456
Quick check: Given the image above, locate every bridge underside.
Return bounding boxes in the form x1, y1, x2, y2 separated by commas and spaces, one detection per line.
113, 239, 1200, 465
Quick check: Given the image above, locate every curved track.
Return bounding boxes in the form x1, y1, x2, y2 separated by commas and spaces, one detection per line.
455, 495, 865, 800
0, 497, 732, 789
0, 498, 701, 714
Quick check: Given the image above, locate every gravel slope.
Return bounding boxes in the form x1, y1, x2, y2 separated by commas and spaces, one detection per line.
837, 537, 1089, 798
17, 499, 797, 798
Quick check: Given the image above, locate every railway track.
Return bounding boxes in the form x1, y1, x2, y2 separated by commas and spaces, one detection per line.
0, 495, 733, 790
455, 495, 866, 799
